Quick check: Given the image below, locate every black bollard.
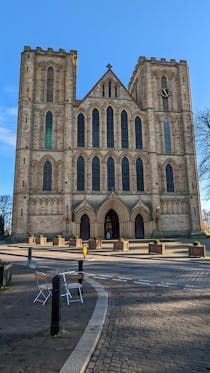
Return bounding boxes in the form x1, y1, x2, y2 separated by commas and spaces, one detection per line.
77, 260, 84, 294
50, 275, 61, 336
28, 247, 32, 261
78, 260, 83, 273
0, 266, 3, 289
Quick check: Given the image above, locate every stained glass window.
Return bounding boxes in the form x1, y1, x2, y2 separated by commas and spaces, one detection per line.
92, 156, 100, 191
166, 164, 174, 192
136, 158, 144, 191
43, 161, 52, 191
121, 110, 128, 148
92, 109, 100, 148
77, 156, 85, 191
122, 157, 130, 191
107, 106, 114, 148
77, 113, 85, 147
135, 116, 142, 149
107, 157, 115, 191
45, 111, 52, 149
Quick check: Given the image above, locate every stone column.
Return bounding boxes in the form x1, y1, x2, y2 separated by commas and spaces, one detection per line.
63, 53, 77, 234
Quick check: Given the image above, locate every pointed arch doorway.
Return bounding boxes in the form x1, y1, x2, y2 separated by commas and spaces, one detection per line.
135, 214, 144, 238
104, 209, 119, 239
80, 214, 90, 240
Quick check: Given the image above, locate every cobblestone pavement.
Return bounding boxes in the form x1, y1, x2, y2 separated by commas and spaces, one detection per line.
85, 280, 210, 373
88, 263, 210, 291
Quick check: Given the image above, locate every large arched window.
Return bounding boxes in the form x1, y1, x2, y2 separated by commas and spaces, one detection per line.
47, 67, 54, 102
45, 111, 53, 149
135, 116, 142, 149
77, 156, 85, 191
121, 110, 128, 148
166, 164, 174, 192
136, 158, 144, 191
107, 157, 115, 191
92, 108, 100, 148
122, 157, 130, 191
77, 113, 85, 147
161, 75, 169, 111
43, 161, 52, 191
107, 106, 114, 148
163, 118, 171, 153
92, 156, 100, 191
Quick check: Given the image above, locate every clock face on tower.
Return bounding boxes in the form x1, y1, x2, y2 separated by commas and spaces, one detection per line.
161, 88, 170, 98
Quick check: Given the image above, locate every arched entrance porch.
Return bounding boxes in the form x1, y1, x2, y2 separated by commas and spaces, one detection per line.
104, 209, 119, 239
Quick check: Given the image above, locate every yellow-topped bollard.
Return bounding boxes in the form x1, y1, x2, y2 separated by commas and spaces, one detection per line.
82, 246, 88, 259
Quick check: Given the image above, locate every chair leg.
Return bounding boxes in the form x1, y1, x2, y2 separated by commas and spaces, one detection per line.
42, 292, 51, 306
78, 287, 83, 303
33, 289, 51, 305
66, 291, 70, 305
33, 290, 42, 303
66, 289, 73, 306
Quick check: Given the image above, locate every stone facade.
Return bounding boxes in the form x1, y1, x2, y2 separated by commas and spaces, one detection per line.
12, 46, 202, 240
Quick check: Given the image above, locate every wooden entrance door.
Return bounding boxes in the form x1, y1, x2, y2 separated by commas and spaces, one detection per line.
135, 214, 144, 238
104, 209, 119, 239
80, 214, 90, 240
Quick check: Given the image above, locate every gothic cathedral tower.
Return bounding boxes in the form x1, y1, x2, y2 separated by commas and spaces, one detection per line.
12, 47, 77, 239
128, 57, 202, 236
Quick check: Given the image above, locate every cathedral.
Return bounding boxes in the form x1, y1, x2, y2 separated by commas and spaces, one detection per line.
12, 46, 202, 241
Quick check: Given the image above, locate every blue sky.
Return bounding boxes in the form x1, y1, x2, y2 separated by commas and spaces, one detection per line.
0, 0, 210, 210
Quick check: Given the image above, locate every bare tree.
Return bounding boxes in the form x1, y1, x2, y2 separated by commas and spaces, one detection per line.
0, 195, 12, 234
194, 108, 210, 200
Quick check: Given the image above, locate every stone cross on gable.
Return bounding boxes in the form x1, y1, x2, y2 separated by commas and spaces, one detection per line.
106, 63, 112, 70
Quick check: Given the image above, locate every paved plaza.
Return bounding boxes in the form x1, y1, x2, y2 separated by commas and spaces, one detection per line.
0, 239, 210, 372
86, 281, 210, 373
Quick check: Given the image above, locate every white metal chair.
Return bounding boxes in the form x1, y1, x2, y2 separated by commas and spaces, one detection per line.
33, 271, 52, 306
61, 272, 84, 305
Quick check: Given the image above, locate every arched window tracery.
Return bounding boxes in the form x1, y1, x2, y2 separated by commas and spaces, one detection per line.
92, 109, 100, 148
121, 110, 128, 148
135, 116, 142, 149
166, 164, 174, 192
136, 158, 144, 191
45, 111, 53, 149
107, 106, 114, 148
43, 160, 52, 191
47, 67, 54, 102
122, 157, 130, 191
107, 157, 115, 191
77, 113, 85, 147
92, 156, 100, 191
77, 156, 85, 191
